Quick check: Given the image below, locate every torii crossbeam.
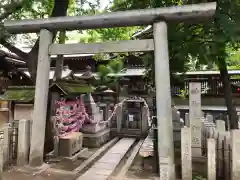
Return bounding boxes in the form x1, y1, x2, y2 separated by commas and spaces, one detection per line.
4, 2, 216, 33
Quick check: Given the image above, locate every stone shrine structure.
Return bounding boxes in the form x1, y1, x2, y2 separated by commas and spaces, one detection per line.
110, 97, 150, 137
80, 94, 110, 147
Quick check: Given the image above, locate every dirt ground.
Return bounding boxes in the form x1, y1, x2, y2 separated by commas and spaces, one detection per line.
2, 149, 158, 180
2, 168, 76, 180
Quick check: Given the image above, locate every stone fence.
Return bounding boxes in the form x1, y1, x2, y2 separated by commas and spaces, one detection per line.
181, 113, 240, 180
0, 119, 31, 177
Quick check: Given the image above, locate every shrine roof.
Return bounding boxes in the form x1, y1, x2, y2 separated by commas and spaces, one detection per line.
0, 80, 95, 101
51, 80, 95, 94
0, 86, 35, 102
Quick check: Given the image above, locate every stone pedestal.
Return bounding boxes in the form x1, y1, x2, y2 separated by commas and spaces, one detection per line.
58, 132, 83, 157
83, 128, 110, 148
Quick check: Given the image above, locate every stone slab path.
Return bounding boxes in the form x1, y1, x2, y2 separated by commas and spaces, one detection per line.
76, 138, 136, 180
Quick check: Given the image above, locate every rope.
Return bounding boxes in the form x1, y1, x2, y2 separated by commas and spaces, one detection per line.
106, 97, 151, 125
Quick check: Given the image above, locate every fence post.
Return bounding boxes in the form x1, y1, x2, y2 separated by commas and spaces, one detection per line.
223, 132, 231, 180
3, 123, 10, 165
231, 130, 240, 180
0, 140, 3, 180
185, 113, 189, 127
17, 119, 31, 166
116, 105, 122, 133
207, 139, 216, 180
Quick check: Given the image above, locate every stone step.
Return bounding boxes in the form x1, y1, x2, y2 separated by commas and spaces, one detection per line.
76, 138, 136, 180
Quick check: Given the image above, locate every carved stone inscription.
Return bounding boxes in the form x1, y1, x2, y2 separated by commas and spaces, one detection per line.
160, 166, 169, 180
189, 82, 202, 157
181, 127, 192, 180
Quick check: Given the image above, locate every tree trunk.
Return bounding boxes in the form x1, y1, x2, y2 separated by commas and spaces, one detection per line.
1, 0, 70, 82
218, 58, 238, 129
27, 0, 69, 82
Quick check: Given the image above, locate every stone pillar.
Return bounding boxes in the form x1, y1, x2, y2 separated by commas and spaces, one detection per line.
141, 106, 149, 135
3, 123, 10, 165
224, 132, 231, 180
29, 29, 53, 167
54, 55, 63, 80
51, 93, 60, 157
181, 127, 192, 180
216, 120, 226, 132
189, 82, 202, 157
206, 114, 213, 123
207, 139, 216, 180
0, 140, 3, 180
185, 113, 190, 127
116, 105, 122, 133
108, 109, 112, 127
52, 116, 59, 157
153, 21, 175, 180
231, 130, 240, 180
217, 131, 228, 178
54, 31, 65, 80
17, 119, 31, 166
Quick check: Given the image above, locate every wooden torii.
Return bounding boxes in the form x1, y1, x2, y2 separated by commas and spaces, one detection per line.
4, 3, 216, 179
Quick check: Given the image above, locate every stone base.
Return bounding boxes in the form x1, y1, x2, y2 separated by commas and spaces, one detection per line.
17, 163, 50, 174
46, 148, 88, 162
81, 122, 107, 134
192, 156, 207, 177
83, 128, 110, 148
63, 148, 88, 161
59, 132, 83, 157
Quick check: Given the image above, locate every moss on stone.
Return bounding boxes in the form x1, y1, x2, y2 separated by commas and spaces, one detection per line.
0, 86, 35, 102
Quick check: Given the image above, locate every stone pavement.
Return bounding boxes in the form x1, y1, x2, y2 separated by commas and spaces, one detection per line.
77, 138, 136, 180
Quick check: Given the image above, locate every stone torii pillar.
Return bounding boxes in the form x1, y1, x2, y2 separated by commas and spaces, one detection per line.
29, 29, 53, 167
4, 2, 216, 178
154, 21, 175, 179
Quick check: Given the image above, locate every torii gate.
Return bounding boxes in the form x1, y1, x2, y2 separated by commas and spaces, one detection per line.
4, 2, 216, 179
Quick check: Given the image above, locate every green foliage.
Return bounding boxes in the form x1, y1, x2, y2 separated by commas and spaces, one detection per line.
79, 25, 139, 45
98, 57, 124, 88
111, 0, 240, 88
178, 89, 188, 100
193, 175, 206, 180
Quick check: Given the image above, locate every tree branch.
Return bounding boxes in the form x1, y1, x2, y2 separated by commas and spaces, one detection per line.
0, 39, 28, 59
29, 0, 70, 55
0, 0, 26, 21
25, 0, 70, 82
